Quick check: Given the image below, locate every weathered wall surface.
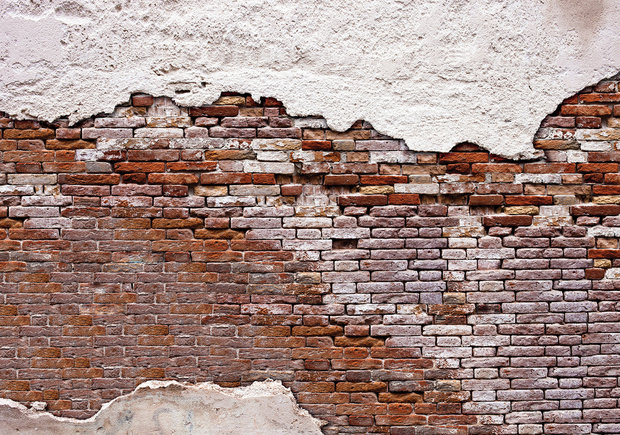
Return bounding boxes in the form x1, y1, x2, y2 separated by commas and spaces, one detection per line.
0, 78, 619, 433
0, 380, 324, 434
1, 0, 619, 158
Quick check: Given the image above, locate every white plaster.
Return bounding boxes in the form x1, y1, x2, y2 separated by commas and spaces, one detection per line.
0, 380, 324, 434
0, 1, 619, 158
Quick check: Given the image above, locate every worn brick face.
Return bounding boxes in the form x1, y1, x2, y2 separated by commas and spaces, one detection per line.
0, 75, 620, 434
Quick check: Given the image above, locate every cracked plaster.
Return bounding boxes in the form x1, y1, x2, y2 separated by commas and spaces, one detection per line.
0, 0, 619, 158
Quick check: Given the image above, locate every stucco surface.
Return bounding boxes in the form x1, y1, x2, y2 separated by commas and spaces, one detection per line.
0, 0, 619, 158
0, 380, 324, 434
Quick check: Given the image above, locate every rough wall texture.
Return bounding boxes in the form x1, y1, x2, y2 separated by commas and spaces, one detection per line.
0, 75, 619, 434
0, 380, 324, 434
1, 0, 620, 158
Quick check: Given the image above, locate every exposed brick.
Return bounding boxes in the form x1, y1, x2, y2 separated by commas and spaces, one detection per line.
148, 173, 199, 184
281, 184, 303, 196
360, 175, 408, 185
471, 163, 522, 173
588, 249, 620, 259
324, 174, 359, 185
388, 194, 421, 205
505, 195, 553, 206
575, 116, 602, 128
189, 105, 239, 117
200, 173, 252, 184
4, 129, 55, 139
302, 140, 332, 151
57, 174, 120, 185
438, 152, 489, 163
571, 205, 620, 216
132, 94, 154, 106
1, 84, 620, 433
541, 116, 575, 128
469, 195, 504, 206
560, 104, 612, 116
338, 195, 388, 206
483, 215, 533, 226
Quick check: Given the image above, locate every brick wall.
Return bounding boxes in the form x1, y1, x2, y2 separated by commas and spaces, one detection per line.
0, 75, 619, 434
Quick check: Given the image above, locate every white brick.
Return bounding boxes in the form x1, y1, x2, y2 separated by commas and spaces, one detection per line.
283, 217, 332, 228
243, 161, 295, 174
134, 128, 183, 138
394, 183, 439, 194
8, 174, 57, 185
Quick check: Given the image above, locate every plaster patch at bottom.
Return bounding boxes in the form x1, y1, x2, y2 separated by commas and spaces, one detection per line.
0, 380, 324, 434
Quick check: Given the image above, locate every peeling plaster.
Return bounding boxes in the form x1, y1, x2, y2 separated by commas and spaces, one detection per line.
0, 1, 619, 158
0, 380, 324, 434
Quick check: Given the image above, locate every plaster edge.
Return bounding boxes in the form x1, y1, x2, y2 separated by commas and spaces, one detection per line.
0, 380, 325, 432
4, 69, 618, 162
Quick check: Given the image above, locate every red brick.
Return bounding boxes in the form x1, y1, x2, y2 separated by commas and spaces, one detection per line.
4, 129, 55, 139
152, 218, 203, 229
533, 139, 579, 150
585, 268, 606, 279
325, 174, 359, 185
438, 152, 489, 163
523, 163, 575, 173
541, 116, 575, 128
604, 173, 620, 184
336, 382, 386, 392
132, 94, 154, 106
577, 163, 618, 173
55, 128, 82, 140
46, 139, 94, 150
571, 205, 620, 216
505, 195, 552, 206
252, 174, 276, 184
360, 175, 407, 185
446, 163, 470, 174
579, 93, 620, 103
483, 215, 533, 227
593, 185, 620, 195
115, 162, 165, 173
575, 116, 602, 128
281, 184, 303, 196
292, 326, 343, 336
203, 150, 255, 160
471, 163, 522, 173
58, 174, 121, 185
469, 194, 504, 206
302, 140, 332, 151
388, 194, 421, 205
201, 173, 252, 184
148, 173, 199, 184
588, 249, 620, 259
560, 104, 612, 116
189, 105, 239, 117
338, 195, 388, 206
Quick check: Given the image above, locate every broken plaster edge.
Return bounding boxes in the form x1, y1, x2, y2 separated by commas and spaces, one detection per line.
0, 76, 602, 163
0, 379, 325, 430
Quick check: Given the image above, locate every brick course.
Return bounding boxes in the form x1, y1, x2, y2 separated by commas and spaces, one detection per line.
0, 79, 620, 433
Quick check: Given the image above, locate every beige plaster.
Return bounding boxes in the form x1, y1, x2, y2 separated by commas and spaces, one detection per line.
0, 380, 324, 434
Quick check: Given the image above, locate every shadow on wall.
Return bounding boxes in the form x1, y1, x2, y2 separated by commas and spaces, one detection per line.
0, 73, 619, 434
